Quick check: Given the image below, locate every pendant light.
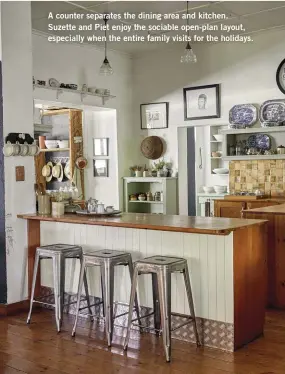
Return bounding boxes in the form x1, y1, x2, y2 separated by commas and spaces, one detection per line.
180, 1, 197, 63
99, 16, 113, 75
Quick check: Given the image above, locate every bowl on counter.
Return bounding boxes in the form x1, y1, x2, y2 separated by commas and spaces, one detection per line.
213, 185, 227, 193
57, 140, 69, 149
213, 168, 229, 175
45, 140, 58, 149
213, 134, 223, 142
203, 186, 214, 193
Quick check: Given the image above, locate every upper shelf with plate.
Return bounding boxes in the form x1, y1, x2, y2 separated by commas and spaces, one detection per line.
33, 83, 116, 106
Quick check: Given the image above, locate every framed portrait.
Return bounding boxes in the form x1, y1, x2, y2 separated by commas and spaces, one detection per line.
93, 138, 109, 156
183, 84, 220, 120
93, 159, 109, 177
140, 102, 169, 129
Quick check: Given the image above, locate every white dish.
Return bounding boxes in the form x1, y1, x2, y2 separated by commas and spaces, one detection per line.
203, 186, 214, 193
213, 168, 229, 175
95, 88, 105, 95
57, 140, 69, 148
213, 185, 227, 193
213, 134, 223, 142
45, 140, 58, 149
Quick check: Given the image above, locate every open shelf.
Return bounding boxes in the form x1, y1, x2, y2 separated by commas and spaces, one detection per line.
129, 200, 163, 204
210, 140, 222, 143
33, 84, 116, 105
40, 148, 70, 153
223, 155, 285, 161
221, 127, 285, 135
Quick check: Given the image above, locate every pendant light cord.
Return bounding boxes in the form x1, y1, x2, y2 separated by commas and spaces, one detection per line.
187, 1, 190, 39
104, 16, 108, 60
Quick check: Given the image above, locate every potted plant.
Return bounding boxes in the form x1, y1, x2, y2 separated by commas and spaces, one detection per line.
134, 165, 143, 177
153, 159, 166, 177
143, 164, 149, 177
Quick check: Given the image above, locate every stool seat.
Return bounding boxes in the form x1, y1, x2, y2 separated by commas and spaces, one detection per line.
137, 255, 185, 266
27, 243, 92, 332
124, 255, 200, 362
72, 249, 140, 347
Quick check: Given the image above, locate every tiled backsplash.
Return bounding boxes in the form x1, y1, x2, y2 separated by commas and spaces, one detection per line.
229, 160, 285, 196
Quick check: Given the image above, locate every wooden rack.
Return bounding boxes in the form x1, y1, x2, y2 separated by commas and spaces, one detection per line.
34, 108, 85, 200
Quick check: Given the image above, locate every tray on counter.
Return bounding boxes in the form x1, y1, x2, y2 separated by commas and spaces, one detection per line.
76, 210, 121, 217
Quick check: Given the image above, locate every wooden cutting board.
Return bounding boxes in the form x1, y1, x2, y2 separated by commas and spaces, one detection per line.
224, 195, 268, 200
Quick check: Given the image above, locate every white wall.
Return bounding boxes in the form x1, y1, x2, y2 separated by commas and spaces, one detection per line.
84, 108, 119, 208
133, 28, 285, 194
2, 2, 35, 303
32, 32, 139, 210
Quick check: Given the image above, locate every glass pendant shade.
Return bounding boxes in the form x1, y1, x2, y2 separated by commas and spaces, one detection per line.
99, 57, 113, 76
181, 42, 197, 63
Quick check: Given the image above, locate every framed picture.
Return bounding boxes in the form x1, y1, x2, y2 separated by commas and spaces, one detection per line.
93, 138, 109, 156
140, 102, 169, 129
183, 84, 220, 120
93, 159, 108, 177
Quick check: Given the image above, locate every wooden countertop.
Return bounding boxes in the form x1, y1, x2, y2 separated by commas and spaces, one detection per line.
245, 203, 285, 215
17, 213, 267, 235
215, 197, 285, 202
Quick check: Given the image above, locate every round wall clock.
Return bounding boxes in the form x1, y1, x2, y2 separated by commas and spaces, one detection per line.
276, 58, 285, 94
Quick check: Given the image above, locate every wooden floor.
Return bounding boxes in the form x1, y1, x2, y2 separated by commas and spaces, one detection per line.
1, 309, 285, 374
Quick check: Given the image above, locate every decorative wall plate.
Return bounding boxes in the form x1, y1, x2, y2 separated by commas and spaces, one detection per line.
276, 58, 285, 94
248, 134, 271, 150
260, 100, 285, 124
140, 136, 163, 160
255, 134, 271, 150
229, 104, 258, 128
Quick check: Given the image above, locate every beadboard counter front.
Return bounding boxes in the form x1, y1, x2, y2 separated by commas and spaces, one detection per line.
18, 213, 267, 352
17, 212, 266, 235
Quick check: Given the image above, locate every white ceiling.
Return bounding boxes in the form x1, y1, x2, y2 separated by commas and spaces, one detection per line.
31, 1, 285, 55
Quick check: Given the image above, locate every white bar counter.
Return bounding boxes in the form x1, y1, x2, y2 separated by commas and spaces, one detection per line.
18, 212, 267, 352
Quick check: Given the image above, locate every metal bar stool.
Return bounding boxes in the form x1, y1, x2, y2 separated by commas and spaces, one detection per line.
123, 255, 200, 362
27, 244, 93, 332
71, 249, 141, 347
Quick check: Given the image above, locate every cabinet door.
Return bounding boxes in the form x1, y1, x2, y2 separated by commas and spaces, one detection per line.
246, 201, 280, 210
214, 201, 245, 218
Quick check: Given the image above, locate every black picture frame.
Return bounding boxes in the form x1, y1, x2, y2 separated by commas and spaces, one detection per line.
93, 159, 109, 177
276, 58, 285, 94
93, 138, 109, 156
140, 102, 169, 129
183, 84, 220, 120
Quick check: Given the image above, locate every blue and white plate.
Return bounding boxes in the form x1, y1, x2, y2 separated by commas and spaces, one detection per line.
247, 134, 271, 150
229, 104, 258, 128
260, 100, 285, 124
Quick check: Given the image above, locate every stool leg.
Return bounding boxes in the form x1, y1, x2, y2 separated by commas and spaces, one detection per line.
53, 256, 61, 333
183, 264, 200, 347
152, 273, 161, 336
128, 259, 141, 329
71, 258, 86, 337
101, 274, 105, 317
80, 256, 94, 321
101, 263, 114, 347
157, 269, 172, 362
123, 266, 139, 351
59, 254, 65, 326
27, 251, 40, 324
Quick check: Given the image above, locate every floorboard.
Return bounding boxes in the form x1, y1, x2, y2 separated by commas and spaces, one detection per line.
0, 309, 284, 373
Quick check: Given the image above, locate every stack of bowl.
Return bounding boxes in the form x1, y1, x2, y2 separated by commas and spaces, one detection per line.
213, 185, 227, 194
203, 186, 214, 193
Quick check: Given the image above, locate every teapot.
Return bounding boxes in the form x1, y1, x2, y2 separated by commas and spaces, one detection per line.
86, 198, 98, 213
